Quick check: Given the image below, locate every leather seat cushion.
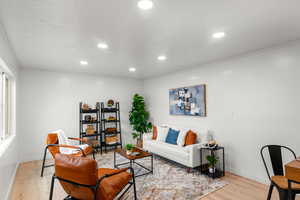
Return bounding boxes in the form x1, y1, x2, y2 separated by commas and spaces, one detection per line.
272, 176, 300, 190
97, 168, 132, 200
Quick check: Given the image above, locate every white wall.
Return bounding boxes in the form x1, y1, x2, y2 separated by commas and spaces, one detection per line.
0, 21, 19, 200
143, 41, 300, 184
19, 69, 143, 162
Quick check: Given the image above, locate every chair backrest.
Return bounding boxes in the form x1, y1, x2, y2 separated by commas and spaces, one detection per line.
260, 145, 296, 180
55, 154, 98, 200
46, 133, 60, 157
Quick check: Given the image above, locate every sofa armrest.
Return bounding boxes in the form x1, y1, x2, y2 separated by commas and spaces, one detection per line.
185, 143, 202, 167
143, 133, 153, 141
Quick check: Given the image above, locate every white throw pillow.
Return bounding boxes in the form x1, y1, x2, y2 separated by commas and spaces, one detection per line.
176, 128, 189, 146
55, 129, 74, 154
156, 126, 169, 142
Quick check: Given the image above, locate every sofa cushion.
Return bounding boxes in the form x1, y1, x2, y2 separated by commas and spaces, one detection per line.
165, 128, 180, 145
152, 125, 157, 140
144, 140, 189, 160
184, 130, 197, 146
176, 128, 189, 146
156, 126, 169, 142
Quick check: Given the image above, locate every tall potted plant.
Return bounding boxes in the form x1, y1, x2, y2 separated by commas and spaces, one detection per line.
129, 94, 152, 147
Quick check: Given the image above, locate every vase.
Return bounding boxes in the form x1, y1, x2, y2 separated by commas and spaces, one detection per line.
136, 139, 143, 148
126, 150, 132, 155
209, 167, 216, 173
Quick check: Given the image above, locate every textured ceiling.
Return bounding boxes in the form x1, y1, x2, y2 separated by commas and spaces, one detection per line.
1, 0, 300, 78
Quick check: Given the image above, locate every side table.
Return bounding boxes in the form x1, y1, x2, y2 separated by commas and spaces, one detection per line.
200, 146, 225, 179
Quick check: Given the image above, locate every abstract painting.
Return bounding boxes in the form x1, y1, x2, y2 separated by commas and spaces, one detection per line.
169, 85, 206, 116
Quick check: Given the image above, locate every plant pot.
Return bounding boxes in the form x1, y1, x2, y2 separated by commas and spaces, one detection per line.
136, 139, 143, 148
126, 150, 132, 155
209, 167, 216, 173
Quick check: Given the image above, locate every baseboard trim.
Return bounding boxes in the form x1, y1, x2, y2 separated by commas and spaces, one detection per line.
5, 162, 19, 200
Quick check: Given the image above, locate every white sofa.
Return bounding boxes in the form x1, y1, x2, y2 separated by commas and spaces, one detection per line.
143, 125, 206, 168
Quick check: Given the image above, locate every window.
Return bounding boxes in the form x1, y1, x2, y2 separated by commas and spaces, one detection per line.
0, 72, 13, 141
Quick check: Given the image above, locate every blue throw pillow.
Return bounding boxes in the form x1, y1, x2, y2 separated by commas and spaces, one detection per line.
165, 128, 180, 145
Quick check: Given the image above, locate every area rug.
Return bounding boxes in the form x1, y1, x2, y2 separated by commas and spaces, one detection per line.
96, 152, 227, 200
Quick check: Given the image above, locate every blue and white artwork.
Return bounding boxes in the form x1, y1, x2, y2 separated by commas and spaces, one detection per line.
169, 85, 206, 116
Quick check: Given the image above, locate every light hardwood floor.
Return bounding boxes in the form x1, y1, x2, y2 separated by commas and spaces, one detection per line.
10, 156, 296, 200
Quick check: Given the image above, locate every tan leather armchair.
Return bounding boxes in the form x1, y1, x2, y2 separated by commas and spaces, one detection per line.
41, 133, 95, 177
49, 154, 137, 200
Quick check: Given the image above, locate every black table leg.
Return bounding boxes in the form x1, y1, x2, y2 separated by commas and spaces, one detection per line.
114, 151, 116, 168
151, 155, 153, 174
200, 148, 203, 173
288, 180, 292, 200
222, 148, 225, 176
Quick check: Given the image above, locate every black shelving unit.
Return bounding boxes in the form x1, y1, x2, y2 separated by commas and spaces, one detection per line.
100, 102, 122, 152
200, 146, 225, 179
79, 102, 102, 153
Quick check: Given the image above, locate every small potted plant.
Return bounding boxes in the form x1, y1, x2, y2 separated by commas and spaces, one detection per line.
206, 155, 219, 174
125, 144, 134, 155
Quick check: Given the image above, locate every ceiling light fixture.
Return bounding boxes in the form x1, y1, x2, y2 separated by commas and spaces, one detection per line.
212, 32, 226, 39
137, 0, 153, 10
80, 60, 88, 65
129, 67, 136, 72
97, 43, 108, 49
157, 55, 167, 61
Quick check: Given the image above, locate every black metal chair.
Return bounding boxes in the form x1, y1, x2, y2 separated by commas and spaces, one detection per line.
261, 145, 300, 200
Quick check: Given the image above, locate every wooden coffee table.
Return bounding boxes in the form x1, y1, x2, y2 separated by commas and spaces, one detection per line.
114, 147, 153, 178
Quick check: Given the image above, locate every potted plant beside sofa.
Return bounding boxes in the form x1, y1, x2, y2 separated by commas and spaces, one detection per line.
206, 154, 219, 174
129, 94, 152, 148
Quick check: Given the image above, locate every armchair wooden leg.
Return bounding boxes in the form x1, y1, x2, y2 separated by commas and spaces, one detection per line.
267, 183, 274, 200
49, 175, 55, 200
41, 147, 48, 177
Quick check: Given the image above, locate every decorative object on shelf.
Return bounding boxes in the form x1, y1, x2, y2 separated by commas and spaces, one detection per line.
108, 116, 116, 121
107, 99, 114, 107
100, 102, 122, 153
82, 103, 90, 111
84, 115, 92, 122
125, 144, 134, 155
169, 84, 206, 116
105, 127, 117, 133
206, 154, 219, 173
91, 116, 97, 122
208, 140, 218, 148
106, 135, 118, 144
129, 94, 152, 147
86, 125, 95, 135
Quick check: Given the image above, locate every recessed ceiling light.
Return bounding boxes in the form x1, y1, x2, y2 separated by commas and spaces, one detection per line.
157, 55, 167, 61
137, 0, 153, 10
129, 67, 136, 72
80, 60, 88, 65
97, 43, 108, 49
212, 32, 226, 39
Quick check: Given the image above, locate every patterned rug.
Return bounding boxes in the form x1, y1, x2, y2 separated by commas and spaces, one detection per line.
97, 152, 227, 200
